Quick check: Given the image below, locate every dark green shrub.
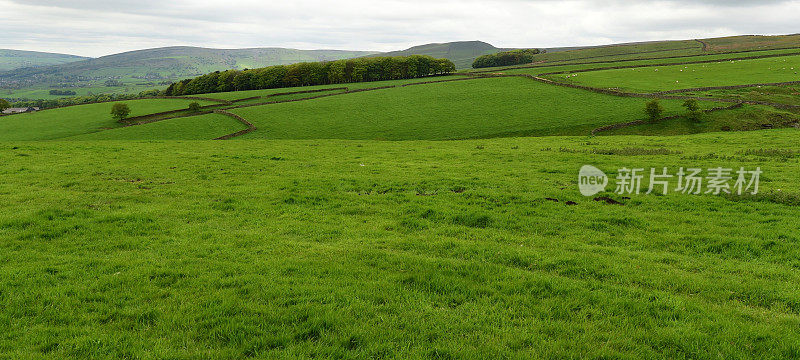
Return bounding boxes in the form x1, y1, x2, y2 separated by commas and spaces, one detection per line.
683, 99, 703, 122
188, 102, 201, 113
645, 100, 664, 123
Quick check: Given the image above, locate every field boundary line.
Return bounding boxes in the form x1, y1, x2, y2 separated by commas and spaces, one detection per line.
223, 78, 488, 111
535, 51, 800, 76
473, 73, 800, 110
0, 96, 232, 117
263, 87, 349, 98
121, 111, 216, 127
651, 81, 800, 94
209, 77, 490, 139
119, 103, 226, 125
590, 103, 744, 135
696, 39, 710, 52
471, 47, 800, 74
530, 46, 701, 65
213, 110, 257, 140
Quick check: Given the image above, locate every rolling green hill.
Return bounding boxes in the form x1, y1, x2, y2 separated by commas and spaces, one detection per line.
0, 98, 216, 141
230, 77, 712, 140
0, 49, 87, 72
3, 34, 800, 359
371, 41, 509, 69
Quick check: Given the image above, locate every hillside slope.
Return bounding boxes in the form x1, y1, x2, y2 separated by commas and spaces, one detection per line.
371, 41, 508, 69
0, 49, 87, 72
0, 46, 376, 85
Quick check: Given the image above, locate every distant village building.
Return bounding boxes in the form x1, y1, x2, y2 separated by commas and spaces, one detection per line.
1, 107, 39, 114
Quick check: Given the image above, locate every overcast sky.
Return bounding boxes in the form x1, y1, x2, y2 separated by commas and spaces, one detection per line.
2, 0, 798, 57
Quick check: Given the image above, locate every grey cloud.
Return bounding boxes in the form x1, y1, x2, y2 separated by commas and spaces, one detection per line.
1, 0, 798, 57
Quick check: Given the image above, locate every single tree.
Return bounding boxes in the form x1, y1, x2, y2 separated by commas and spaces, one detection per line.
188, 102, 202, 113
111, 103, 131, 121
682, 99, 699, 112
0, 98, 10, 112
645, 100, 664, 123
683, 99, 703, 122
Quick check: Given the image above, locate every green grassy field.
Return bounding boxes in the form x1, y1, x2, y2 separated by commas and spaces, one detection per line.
1, 130, 799, 358
0, 98, 215, 141
545, 55, 800, 92
230, 77, 712, 140
2, 35, 800, 359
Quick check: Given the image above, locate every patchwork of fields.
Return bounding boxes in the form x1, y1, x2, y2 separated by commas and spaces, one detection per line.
546, 54, 800, 93
1, 35, 800, 358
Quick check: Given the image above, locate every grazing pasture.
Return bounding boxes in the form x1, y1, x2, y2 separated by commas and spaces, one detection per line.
231, 77, 710, 140
1, 130, 799, 358
496, 48, 800, 76
0, 98, 216, 141
545, 55, 800, 93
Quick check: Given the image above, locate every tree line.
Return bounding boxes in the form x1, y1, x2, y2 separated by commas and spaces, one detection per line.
49, 90, 77, 96
472, 49, 543, 69
162, 55, 457, 96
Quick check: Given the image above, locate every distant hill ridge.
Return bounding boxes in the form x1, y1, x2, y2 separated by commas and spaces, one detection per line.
0, 49, 88, 72
0, 42, 508, 87
370, 41, 512, 69
0, 47, 378, 84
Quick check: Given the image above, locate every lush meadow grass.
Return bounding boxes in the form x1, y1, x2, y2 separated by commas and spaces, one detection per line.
231, 77, 710, 140
0, 98, 216, 141
1, 130, 799, 358
546, 55, 800, 92
2, 38, 800, 359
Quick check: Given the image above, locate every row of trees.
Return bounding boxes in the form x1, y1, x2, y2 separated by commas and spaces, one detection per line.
49, 90, 77, 96
472, 49, 543, 69
163, 55, 456, 96
645, 99, 704, 123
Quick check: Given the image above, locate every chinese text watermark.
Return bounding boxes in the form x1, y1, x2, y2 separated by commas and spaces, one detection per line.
579, 165, 761, 196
